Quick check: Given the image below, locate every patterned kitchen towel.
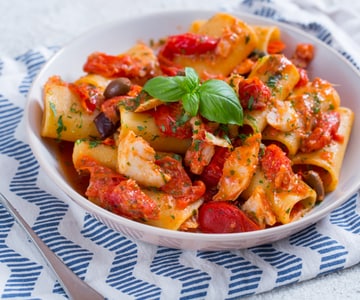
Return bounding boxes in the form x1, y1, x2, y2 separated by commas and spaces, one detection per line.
1, 0, 359, 299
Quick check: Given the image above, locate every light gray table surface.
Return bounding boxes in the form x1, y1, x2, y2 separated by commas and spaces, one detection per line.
1, 0, 359, 299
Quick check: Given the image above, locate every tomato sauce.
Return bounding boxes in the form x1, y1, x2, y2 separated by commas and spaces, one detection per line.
54, 141, 89, 196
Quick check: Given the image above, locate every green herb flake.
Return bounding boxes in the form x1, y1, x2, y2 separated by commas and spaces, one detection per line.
137, 125, 145, 131
56, 115, 66, 139
88, 140, 101, 148
194, 139, 202, 151
266, 74, 282, 89
49, 101, 56, 116
248, 96, 254, 110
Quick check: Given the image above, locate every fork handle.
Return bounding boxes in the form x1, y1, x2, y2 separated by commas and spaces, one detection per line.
0, 193, 105, 300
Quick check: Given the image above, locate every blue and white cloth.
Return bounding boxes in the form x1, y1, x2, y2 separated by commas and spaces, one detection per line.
1, 0, 359, 299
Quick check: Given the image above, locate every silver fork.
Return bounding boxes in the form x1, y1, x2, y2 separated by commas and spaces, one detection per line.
0, 193, 105, 300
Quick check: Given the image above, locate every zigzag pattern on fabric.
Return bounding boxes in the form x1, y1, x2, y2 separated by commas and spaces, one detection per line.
1, 1, 360, 298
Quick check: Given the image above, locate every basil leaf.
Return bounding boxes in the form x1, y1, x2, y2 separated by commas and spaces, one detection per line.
143, 76, 187, 101
142, 67, 243, 125
182, 92, 200, 116
184, 67, 199, 90
198, 79, 243, 125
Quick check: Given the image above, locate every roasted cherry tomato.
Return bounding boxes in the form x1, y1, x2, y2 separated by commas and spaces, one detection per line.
150, 102, 193, 139
267, 40, 286, 54
200, 146, 231, 187
69, 82, 104, 113
238, 77, 271, 111
160, 33, 219, 59
301, 111, 341, 152
260, 144, 292, 183
198, 201, 260, 233
291, 43, 314, 69
157, 156, 206, 209
81, 158, 159, 221
109, 179, 160, 221
295, 68, 309, 88
83, 52, 141, 78
158, 33, 219, 76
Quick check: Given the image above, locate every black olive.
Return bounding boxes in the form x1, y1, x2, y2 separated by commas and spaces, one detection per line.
94, 112, 118, 138
302, 170, 325, 201
103, 77, 131, 99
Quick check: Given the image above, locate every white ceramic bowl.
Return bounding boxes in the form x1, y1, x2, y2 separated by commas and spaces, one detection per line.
26, 10, 360, 250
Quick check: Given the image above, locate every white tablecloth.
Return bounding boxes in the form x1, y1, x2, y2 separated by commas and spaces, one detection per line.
1, 0, 359, 299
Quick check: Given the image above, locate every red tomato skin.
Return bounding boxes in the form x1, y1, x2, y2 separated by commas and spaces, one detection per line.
200, 147, 231, 187
237, 77, 271, 111
156, 156, 206, 209
150, 102, 192, 139
83, 52, 140, 78
291, 43, 314, 69
198, 201, 260, 233
161, 33, 219, 59
260, 144, 292, 182
267, 40, 286, 54
295, 68, 310, 88
68, 82, 104, 113
301, 110, 341, 152
108, 179, 159, 220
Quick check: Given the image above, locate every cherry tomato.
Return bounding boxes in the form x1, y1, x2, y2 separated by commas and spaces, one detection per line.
69, 82, 104, 113
267, 40, 286, 54
150, 102, 193, 139
260, 144, 292, 182
295, 43, 314, 63
83, 52, 141, 78
160, 33, 219, 60
291, 43, 314, 69
200, 146, 231, 187
108, 179, 160, 220
79, 158, 159, 221
301, 111, 341, 152
79, 158, 127, 203
238, 77, 271, 111
198, 201, 260, 233
157, 156, 205, 209
295, 68, 309, 88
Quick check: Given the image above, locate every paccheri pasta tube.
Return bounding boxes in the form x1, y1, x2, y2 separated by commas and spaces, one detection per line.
40, 12, 354, 234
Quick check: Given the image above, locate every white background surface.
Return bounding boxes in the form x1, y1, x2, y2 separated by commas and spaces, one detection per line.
1, 0, 359, 299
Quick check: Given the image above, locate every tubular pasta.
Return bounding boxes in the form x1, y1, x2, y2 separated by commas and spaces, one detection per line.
262, 78, 343, 156
292, 107, 354, 192
248, 54, 300, 101
143, 190, 203, 230
39, 12, 354, 233
174, 13, 258, 78
252, 26, 281, 53
241, 169, 317, 224
74, 74, 111, 92
41, 76, 100, 141
242, 109, 268, 134
119, 108, 191, 154
73, 139, 117, 171
242, 54, 300, 134
262, 127, 300, 156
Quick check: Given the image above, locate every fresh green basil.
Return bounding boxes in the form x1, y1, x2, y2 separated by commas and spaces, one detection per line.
182, 92, 200, 117
198, 79, 242, 125
142, 67, 243, 125
142, 76, 187, 101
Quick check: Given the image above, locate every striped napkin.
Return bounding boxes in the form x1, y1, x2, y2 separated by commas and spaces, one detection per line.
1, 0, 359, 299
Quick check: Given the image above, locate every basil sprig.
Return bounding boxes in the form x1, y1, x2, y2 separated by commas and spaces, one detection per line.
142, 67, 243, 125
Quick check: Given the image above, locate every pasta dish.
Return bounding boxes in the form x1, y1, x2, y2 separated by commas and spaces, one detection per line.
40, 13, 354, 233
